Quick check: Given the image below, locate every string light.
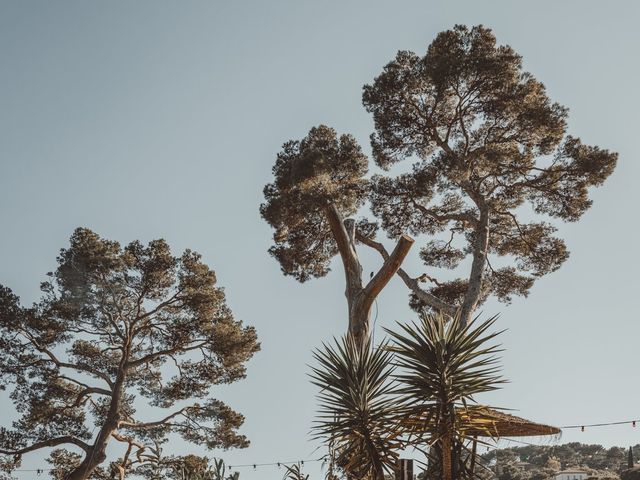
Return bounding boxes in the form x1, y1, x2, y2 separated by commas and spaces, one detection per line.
11, 417, 640, 474
228, 456, 326, 470
12, 468, 56, 473
562, 418, 640, 430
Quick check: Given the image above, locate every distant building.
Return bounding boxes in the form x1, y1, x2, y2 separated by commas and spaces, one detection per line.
555, 470, 589, 480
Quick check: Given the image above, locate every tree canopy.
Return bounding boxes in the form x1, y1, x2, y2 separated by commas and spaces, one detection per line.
0, 228, 259, 480
362, 24, 617, 322
261, 125, 370, 282
261, 25, 617, 334
261, 125, 413, 343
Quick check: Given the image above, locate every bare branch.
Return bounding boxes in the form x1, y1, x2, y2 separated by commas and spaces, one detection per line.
361, 234, 414, 305
410, 199, 478, 226
0, 436, 90, 455
356, 232, 456, 316
58, 376, 112, 395
16, 328, 114, 389
324, 204, 362, 292
127, 341, 209, 368
119, 408, 190, 430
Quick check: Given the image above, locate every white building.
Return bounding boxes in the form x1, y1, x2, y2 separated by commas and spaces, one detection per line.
554, 470, 589, 480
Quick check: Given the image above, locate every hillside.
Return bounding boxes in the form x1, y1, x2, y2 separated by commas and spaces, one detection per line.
477, 442, 640, 479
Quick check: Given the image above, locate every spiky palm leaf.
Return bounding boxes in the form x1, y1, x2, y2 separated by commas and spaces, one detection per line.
385, 312, 506, 480
310, 336, 403, 480
282, 464, 309, 480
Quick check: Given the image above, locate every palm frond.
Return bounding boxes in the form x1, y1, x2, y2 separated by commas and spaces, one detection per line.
310, 336, 403, 480
385, 311, 506, 480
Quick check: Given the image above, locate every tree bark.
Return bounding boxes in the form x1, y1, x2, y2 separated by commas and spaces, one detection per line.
459, 208, 490, 326
324, 204, 413, 346
442, 433, 452, 480
66, 349, 130, 480
66, 400, 120, 479
0, 437, 90, 457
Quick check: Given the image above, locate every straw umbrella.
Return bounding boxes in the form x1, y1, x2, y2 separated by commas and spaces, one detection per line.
458, 406, 561, 476
401, 406, 561, 478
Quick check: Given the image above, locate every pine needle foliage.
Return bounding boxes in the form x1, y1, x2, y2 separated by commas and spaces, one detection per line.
0, 228, 259, 479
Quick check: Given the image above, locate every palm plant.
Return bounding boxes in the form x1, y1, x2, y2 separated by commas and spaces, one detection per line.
310, 336, 403, 480
385, 312, 505, 480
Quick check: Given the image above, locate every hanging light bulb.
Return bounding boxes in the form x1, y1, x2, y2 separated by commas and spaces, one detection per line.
581, 426, 585, 432
633, 421, 637, 428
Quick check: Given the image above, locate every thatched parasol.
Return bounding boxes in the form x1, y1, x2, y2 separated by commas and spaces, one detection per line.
398, 405, 561, 477
456, 406, 560, 476
402, 405, 561, 439
458, 406, 561, 438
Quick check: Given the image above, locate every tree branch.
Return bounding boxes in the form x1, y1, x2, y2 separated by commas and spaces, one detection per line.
17, 329, 114, 389
410, 200, 478, 226
59, 375, 112, 396
111, 431, 147, 480
119, 407, 190, 430
127, 341, 208, 368
0, 436, 90, 455
355, 232, 456, 316
111, 432, 145, 451
324, 204, 363, 294
361, 234, 414, 305
133, 291, 184, 326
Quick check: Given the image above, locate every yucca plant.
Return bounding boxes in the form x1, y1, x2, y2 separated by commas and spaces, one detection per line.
135, 447, 238, 480
135, 439, 166, 480
310, 336, 403, 480
385, 312, 505, 480
282, 463, 309, 480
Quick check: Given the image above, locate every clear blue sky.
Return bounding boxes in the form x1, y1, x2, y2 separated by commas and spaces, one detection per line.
1, 1, 639, 478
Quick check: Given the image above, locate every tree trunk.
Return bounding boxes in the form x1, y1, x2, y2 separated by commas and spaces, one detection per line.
442, 433, 452, 480
67, 354, 129, 479
324, 204, 413, 347
459, 208, 490, 326
348, 292, 372, 346
373, 464, 385, 480
66, 416, 118, 480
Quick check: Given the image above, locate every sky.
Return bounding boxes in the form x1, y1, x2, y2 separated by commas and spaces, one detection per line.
1, 1, 639, 478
